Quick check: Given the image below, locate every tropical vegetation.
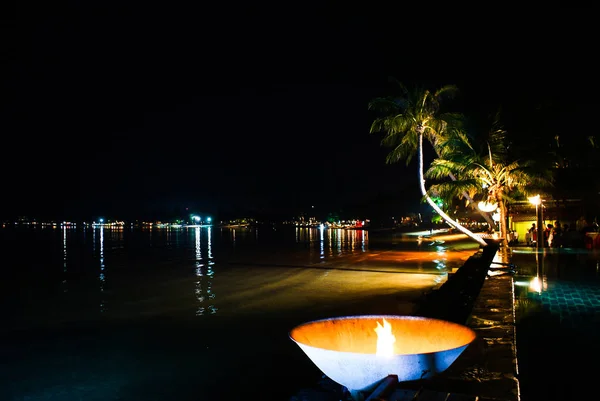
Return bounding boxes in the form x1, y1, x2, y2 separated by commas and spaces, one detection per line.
369, 81, 553, 247
426, 112, 553, 245
368, 81, 488, 247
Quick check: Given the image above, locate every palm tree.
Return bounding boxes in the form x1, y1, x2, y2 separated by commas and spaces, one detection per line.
369, 81, 488, 247
426, 114, 553, 246
370, 81, 495, 224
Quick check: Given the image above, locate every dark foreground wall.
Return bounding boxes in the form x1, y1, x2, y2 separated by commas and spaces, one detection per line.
416, 240, 500, 324
399, 239, 520, 401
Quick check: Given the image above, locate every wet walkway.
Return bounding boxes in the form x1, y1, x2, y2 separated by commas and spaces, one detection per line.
394, 244, 519, 401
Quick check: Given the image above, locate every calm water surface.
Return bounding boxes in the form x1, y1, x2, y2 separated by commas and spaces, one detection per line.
511, 247, 600, 401
0, 226, 478, 401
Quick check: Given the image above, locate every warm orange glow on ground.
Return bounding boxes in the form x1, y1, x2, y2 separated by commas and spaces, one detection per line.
345, 249, 471, 264
290, 316, 476, 355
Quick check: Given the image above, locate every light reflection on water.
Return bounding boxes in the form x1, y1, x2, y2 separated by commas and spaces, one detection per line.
0, 226, 477, 326
320, 226, 324, 259
512, 248, 600, 306
98, 227, 106, 313
0, 226, 481, 401
195, 226, 216, 316
510, 248, 600, 401
296, 227, 368, 259
62, 227, 68, 293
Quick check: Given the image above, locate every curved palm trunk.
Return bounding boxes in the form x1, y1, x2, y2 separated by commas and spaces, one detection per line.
433, 149, 495, 228
498, 196, 508, 247
419, 134, 488, 247
449, 173, 495, 227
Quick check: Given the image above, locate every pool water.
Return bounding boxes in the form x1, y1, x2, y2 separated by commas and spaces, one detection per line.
511, 248, 600, 401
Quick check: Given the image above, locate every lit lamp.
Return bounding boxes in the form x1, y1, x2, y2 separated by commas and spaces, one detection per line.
528, 195, 543, 249
478, 201, 498, 233
477, 201, 497, 213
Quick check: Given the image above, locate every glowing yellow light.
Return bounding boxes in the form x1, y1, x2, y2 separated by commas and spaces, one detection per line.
529, 276, 542, 293
374, 318, 396, 357
478, 201, 497, 212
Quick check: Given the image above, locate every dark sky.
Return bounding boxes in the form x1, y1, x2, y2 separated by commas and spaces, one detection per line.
2, 5, 599, 220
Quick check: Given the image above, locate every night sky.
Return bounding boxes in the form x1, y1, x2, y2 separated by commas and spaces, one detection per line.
2, 5, 598, 220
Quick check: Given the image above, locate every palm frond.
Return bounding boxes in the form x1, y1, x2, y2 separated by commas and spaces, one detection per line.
428, 179, 480, 200
434, 85, 459, 101
426, 159, 470, 180
439, 112, 466, 130
435, 128, 474, 156
384, 138, 417, 165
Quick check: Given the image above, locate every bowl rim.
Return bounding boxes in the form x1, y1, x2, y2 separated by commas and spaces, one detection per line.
289, 314, 477, 355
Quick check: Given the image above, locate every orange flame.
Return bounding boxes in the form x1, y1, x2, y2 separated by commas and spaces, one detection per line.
374, 318, 396, 357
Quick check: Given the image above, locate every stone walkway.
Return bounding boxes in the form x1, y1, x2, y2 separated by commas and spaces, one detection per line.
391, 244, 520, 401
404, 272, 520, 400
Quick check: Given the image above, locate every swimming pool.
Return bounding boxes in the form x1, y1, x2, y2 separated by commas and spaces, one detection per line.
511, 247, 600, 401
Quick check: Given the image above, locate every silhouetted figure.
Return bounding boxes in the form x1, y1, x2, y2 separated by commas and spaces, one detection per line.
528, 223, 537, 246
552, 221, 563, 248
544, 224, 553, 247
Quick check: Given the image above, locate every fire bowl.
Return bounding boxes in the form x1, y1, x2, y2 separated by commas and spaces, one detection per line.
289, 315, 476, 393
